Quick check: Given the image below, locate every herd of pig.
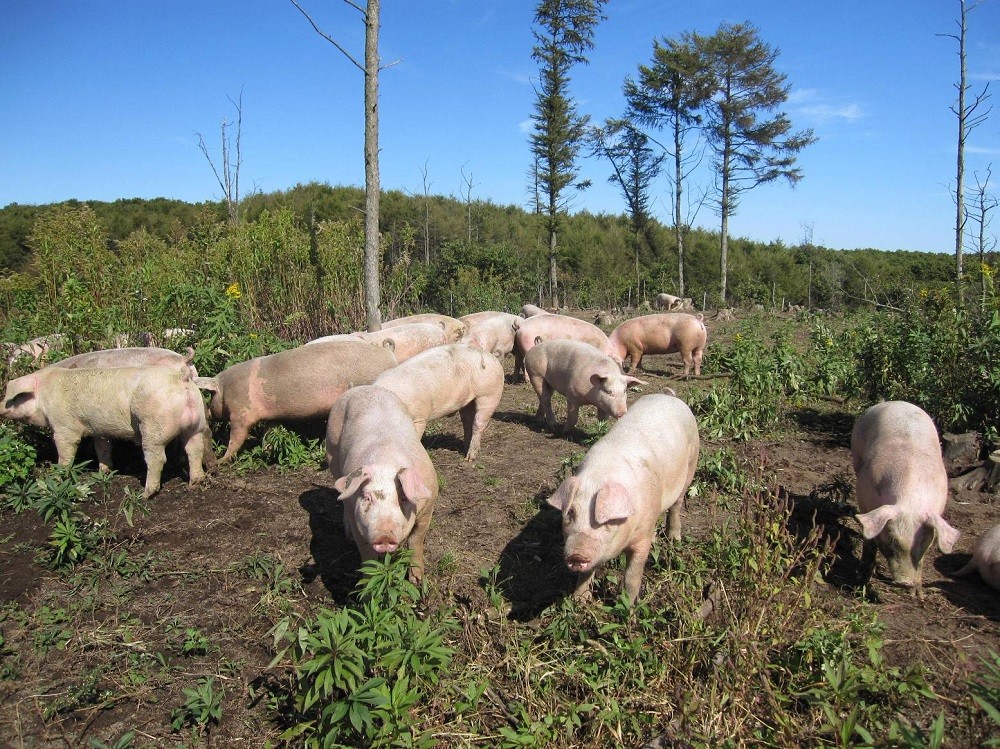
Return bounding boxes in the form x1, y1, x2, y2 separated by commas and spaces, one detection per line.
2, 304, 999, 601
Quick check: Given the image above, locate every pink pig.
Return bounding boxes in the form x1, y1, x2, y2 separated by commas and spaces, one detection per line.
608, 313, 707, 376
852, 400, 960, 596
373, 343, 505, 460
327, 385, 439, 583
382, 313, 466, 341
954, 523, 1000, 591
196, 340, 397, 462
357, 322, 454, 363
520, 303, 549, 318
524, 340, 645, 434
462, 314, 522, 358
513, 313, 622, 382
1, 366, 207, 497
547, 393, 700, 602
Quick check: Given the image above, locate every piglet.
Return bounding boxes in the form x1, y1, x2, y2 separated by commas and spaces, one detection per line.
1, 366, 207, 497
373, 343, 504, 460
954, 523, 1000, 591
608, 313, 707, 376
196, 339, 397, 462
327, 385, 439, 583
524, 339, 645, 434
851, 400, 960, 596
547, 393, 700, 602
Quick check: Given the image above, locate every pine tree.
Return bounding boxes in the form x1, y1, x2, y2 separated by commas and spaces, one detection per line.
529, 0, 607, 308
699, 22, 817, 305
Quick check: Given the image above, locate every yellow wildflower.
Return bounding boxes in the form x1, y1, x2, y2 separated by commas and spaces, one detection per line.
226, 282, 242, 299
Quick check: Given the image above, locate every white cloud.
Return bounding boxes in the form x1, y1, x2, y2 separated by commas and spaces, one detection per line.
518, 118, 533, 134
967, 145, 1000, 156
797, 103, 864, 123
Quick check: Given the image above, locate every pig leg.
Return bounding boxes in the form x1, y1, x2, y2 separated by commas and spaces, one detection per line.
52, 431, 84, 468
859, 538, 878, 585
461, 392, 502, 461
563, 398, 581, 434
630, 348, 644, 372
182, 430, 207, 486
140, 442, 167, 498
405, 506, 435, 585
219, 418, 254, 463
665, 501, 682, 541
201, 424, 218, 475
680, 351, 694, 377
624, 538, 653, 603
693, 348, 704, 377
93, 437, 114, 473
534, 380, 557, 431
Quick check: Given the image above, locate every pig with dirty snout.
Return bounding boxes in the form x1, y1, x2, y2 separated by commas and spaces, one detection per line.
851, 400, 960, 596
327, 385, 438, 583
1, 366, 207, 498
953, 523, 1000, 591
524, 339, 645, 434
547, 393, 700, 602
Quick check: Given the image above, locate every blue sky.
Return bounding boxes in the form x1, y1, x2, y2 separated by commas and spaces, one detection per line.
3, 1, 998, 253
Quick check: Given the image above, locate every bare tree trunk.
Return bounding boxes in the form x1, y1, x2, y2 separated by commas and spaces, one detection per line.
674, 117, 685, 297
548, 229, 558, 309
421, 159, 431, 263
955, 0, 968, 299
363, 0, 382, 331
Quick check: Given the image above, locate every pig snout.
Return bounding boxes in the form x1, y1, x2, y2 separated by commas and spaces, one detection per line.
565, 552, 596, 573
372, 536, 401, 554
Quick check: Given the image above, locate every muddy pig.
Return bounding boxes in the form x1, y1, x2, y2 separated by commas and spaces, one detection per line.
609, 313, 707, 376
547, 393, 700, 602
954, 523, 1000, 590
53, 346, 216, 474
1, 366, 207, 497
462, 314, 521, 358
851, 400, 960, 596
196, 339, 397, 462
513, 313, 622, 381
373, 343, 504, 461
382, 313, 466, 341
327, 385, 438, 583
357, 322, 454, 363
524, 340, 645, 434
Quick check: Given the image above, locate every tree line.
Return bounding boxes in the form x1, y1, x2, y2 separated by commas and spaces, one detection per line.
0, 184, 966, 346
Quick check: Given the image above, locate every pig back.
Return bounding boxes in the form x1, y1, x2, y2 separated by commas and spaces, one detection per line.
851, 401, 948, 513
218, 340, 397, 422
580, 393, 700, 511
516, 314, 611, 355
53, 347, 196, 375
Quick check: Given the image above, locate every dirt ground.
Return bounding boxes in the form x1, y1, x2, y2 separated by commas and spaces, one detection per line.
2, 312, 1000, 746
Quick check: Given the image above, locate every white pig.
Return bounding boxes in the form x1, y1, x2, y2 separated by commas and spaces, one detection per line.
382, 313, 466, 341
524, 339, 645, 434
954, 523, 1000, 591
851, 400, 960, 596
326, 385, 439, 583
372, 343, 505, 461
547, 393, 700, 602
461, 314, 522, 358
1, 366, 207, 497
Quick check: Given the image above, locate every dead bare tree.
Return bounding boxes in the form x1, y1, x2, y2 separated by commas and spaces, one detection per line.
291, 0, 397, 331
940, 0, 992, 300
197, 88, 245, 225
420, 159, 432, 263
460, 163, 476, 244
968, 164, 998, 305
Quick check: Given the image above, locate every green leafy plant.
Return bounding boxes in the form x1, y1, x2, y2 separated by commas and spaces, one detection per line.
969, 650, 1000, 746
170, 676, 223, 733
0, 424, 36, 488
271, 551, 456, 748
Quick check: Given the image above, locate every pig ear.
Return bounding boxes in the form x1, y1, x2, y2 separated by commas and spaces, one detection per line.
511, 320, 521, 331
547, 476, 579, 512
194, 376, 219, 393
855, 505, 898, 540
928, 515, 960, 553
397, 467, 434, 509
589, 373, 609, 388
4, 375, 37, 402
594, 481, 634, 525
334, 466, 371, 499
625, 376, 647, 390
